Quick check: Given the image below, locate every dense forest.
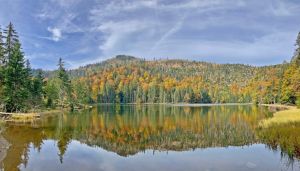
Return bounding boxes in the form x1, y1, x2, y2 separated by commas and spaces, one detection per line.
0, 23, 299, 112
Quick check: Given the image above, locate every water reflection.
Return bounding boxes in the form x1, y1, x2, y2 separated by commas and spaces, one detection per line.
44, 105, 268, 156
1, 105, 299, 171
258, 122, 300, 159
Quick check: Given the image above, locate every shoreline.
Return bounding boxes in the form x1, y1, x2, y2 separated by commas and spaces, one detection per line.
169, 103, 253, 107
96, 102, 254, 106
259, 104, 300, 128
0, 103, 297, 122
259, 104, 297, 110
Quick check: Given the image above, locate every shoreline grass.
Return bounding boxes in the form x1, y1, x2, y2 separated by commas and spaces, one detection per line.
0, 109, 63, 123
259, 108, 300, 128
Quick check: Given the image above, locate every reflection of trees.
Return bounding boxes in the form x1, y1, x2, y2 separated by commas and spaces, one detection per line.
57, 133, 71, 163
1, 105, 271, 170
49, 105, 269, 156
257, 123, 300, 160
2, 126, 45, 171
0, 123, 9, 169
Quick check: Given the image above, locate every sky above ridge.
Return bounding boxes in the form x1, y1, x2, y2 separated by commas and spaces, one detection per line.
0, 0, 300, 69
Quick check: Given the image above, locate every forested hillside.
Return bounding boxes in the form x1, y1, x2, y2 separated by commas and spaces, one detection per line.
49, 54, 296, 105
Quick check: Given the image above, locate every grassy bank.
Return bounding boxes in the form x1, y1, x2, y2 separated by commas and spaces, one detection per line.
256, 104, 300, 158
0, 109, 63, 123
259, 108, 300, 128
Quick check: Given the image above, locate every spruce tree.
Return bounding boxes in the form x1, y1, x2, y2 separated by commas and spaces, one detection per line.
0, 26, 5, 80
3, 22, 19, 65
31, 70, 45, 107
57, 58, 72, 107
0, 26, 5, 65
25, 59, 33, 94
3, 42, 29, 112
0, 27, 5, 84
0, 27, 4, 109
58, 58, 70, 86
295, 32, 300, 66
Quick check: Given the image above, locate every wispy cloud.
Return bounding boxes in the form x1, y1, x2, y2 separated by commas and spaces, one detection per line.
269, 0, 300, 16
88, 0, 249, 59
47, 27, 62, 42
150, 14, 187, 52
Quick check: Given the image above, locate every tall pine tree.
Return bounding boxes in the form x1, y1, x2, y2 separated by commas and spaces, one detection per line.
57, 58, 72, 107
293, 32, 300, 66
3, 22, 19, 65
0, 26, 5, 109
2, 23, 32, 112
3, 42, 29, 112
0, 26, 5, 65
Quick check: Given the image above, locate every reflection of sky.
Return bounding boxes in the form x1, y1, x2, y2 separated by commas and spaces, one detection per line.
20, 140, 299, 171
1, 1, 300, 69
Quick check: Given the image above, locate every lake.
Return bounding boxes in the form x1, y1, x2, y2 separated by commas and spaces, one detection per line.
1, 104, 300, 171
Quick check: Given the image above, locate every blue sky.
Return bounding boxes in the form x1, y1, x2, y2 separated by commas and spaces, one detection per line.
0, 0, 300, 69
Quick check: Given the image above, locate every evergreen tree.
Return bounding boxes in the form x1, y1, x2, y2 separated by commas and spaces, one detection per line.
200, 90, 212, 103
44, 79, 59, 108
148, 85, 157, 103
57, 58, 72, 107
25, 59, 33, 99
58, 58, 70, 88
292, 32, 300, 66
135, 86, 142, 103
73, 79, 92, 104
31, 70, 45, 107
173, 88, 180, 103
159, 87, 165, 103
0, 27, 4, 109
0, 26, 5, 65
3, 22, 19, 65
3, 42, 29, 112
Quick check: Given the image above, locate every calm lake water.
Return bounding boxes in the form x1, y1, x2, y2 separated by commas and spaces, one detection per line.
1, 105, 300, 171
